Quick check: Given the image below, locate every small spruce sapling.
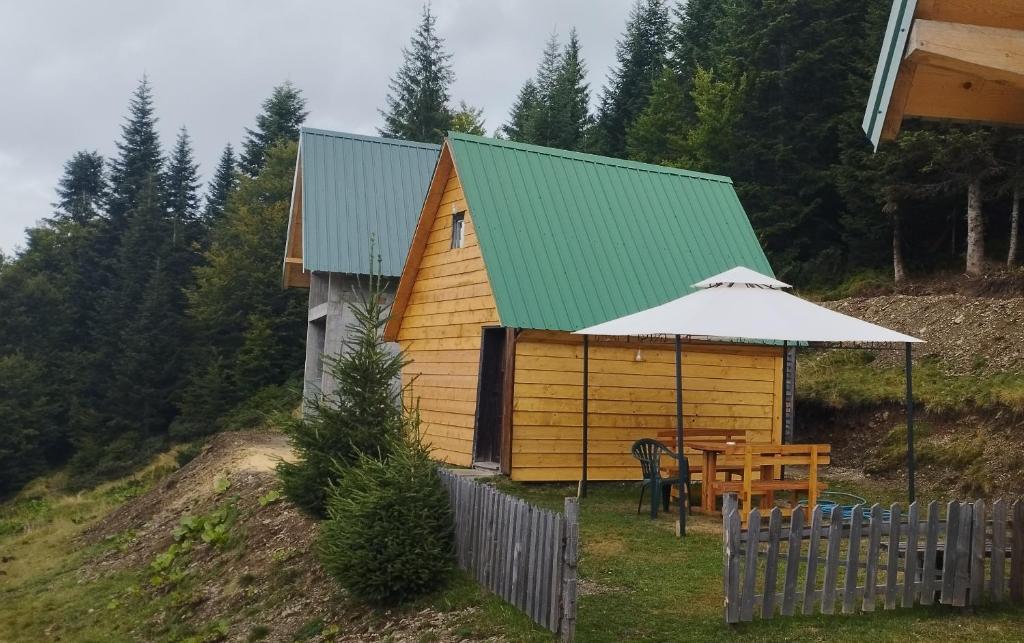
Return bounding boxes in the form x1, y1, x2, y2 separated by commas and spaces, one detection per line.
277, 251, 406, 517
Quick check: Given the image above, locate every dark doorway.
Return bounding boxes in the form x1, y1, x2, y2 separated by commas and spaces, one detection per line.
474, 327, 508, 467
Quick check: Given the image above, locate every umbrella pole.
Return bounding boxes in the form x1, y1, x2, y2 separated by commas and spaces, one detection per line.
905, 342, 915, 503
676, 334, 685, 538
581, 335, 589, 498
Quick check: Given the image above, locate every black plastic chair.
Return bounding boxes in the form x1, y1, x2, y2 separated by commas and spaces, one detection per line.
631, 438, 690, 519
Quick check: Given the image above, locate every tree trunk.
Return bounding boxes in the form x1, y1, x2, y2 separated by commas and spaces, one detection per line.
892, 204, 906, 285
965, 178, 986, 276
1009, 187, 1021, 269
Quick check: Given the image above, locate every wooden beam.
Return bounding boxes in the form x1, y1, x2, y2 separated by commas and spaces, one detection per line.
906, 20, 1024, 90
880, 60, 917, 141
902, 63, 1024, 127
915, 0, 1024, 32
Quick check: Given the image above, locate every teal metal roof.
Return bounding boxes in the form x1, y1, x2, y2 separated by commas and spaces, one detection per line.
299, 128, 439, 276
863, 0, 918, 149
447, 133, 774, 332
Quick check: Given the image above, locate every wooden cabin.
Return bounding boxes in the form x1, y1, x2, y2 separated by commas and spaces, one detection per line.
865, 0, 1024, 147
283, 128, 439, 405
383, 133, 792, 482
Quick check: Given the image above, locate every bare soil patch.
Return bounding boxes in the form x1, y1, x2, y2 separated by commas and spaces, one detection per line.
82, 431, 509, 642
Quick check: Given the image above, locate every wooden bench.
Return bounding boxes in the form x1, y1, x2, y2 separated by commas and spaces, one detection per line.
717, 444, 831, 524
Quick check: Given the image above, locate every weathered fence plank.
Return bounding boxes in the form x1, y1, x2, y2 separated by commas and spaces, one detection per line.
921, 501, 941, 606
780, 506, 804, 616
902, 501, 920, 608
740, 508, 761, 622
863, 504, 884, 612
1012, 500, 1024, 602
762, 508, 782, 618
724, 501, 742, 624
439, 471, 576, 640
802, 505, 823, 616
880, 501, 905, 606
561, 497, 579, 643
970, 500, 985, 606
843, 504, 865, 614
952, 501, 973, 607
821, 505, 844, 615
941, 500, 961, 605
992, 499, 1007, 601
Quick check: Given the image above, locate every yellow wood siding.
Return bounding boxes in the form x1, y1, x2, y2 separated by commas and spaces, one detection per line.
510, 331, 783, 482
396, 165, 499, 466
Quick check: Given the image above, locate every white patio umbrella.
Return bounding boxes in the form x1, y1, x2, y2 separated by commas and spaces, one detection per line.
574, 266, 924, 536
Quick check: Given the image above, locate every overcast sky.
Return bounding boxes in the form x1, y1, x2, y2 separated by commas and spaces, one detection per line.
0, 0, 633, 254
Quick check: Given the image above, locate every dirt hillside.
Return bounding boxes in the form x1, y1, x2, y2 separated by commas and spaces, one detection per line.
824, 294, 1024, 374
83, 431, 505, 642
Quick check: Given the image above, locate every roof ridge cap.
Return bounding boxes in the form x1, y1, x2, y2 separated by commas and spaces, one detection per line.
301, 127, 441, 150
447, 132, 732, 184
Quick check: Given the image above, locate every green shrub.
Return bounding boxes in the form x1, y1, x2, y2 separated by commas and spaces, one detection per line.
319, 431, 454, 605
278, 261, 406, 517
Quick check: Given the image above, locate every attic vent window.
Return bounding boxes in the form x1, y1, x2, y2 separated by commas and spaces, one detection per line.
451, 212, 466, 249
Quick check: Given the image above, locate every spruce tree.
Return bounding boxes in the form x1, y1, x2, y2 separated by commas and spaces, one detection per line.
240, 82, 307, 176
626, 67, 688, 164
106, 77, 164, 226
165, 127, 201, 222
204, 143, 238, 225
592, 0, 671, 157
164, 126, 202, 253
379, 4, 454, 144
525, 33, 564, 147
54, 151, 106, 224
278, 258, 406, 517
549, 28, 592, 151
502, 80, 539, 141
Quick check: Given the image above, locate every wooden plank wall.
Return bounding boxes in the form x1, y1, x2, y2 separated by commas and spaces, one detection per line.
511, 331, 783, 481
397, 164, 499, 466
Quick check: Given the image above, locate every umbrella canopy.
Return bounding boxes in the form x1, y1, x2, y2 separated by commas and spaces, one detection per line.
575, 267, 922, 344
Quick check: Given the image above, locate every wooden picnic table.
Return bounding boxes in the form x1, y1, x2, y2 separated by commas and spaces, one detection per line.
657, 431, 831, 522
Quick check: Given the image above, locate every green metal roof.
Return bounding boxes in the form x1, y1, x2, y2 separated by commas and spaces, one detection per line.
447, 133, 774, 332
863, 0, 918, 149
298, 128, 439, 277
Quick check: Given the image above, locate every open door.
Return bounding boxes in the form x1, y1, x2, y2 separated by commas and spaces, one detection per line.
474, 327, 510, 469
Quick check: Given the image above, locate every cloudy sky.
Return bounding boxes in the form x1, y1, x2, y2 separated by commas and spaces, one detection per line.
0, 0, 633, 254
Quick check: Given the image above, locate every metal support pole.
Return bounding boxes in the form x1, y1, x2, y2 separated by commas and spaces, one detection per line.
581, 335, 589, 498
905, 342, 916, 503
675, 334, 686, 538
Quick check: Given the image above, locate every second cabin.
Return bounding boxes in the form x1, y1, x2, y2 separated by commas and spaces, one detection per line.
383, 133, 792, 483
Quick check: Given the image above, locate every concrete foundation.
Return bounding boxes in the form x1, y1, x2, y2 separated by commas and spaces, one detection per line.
302, 271, 397, 413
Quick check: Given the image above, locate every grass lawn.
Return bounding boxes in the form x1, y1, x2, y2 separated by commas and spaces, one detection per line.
491, 478, 1024, 642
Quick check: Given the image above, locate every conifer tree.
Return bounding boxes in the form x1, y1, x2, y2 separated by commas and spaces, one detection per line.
525, 33, 564, 147
278, 256, 407, 517
379, 4, 454, 144
592, 0, 671, 157
164, 126, 202, 253
107, 77, 164, 225
240, 82, 307, 176
54, 151, 106, 223
204, 143, 238, 225
549, 29, 592, 151
502, 80, 539, 141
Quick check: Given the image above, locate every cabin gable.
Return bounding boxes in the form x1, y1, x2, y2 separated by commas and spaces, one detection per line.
388, 146, 500, 466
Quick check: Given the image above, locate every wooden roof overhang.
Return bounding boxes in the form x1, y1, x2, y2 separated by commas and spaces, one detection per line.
864, 0, 1024, 148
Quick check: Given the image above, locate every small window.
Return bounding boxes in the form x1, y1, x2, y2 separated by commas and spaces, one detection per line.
451, 212, 466, 249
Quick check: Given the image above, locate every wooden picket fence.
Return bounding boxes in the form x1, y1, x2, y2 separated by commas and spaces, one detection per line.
439, 470, 579, 641
722, 494, 1024, 623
